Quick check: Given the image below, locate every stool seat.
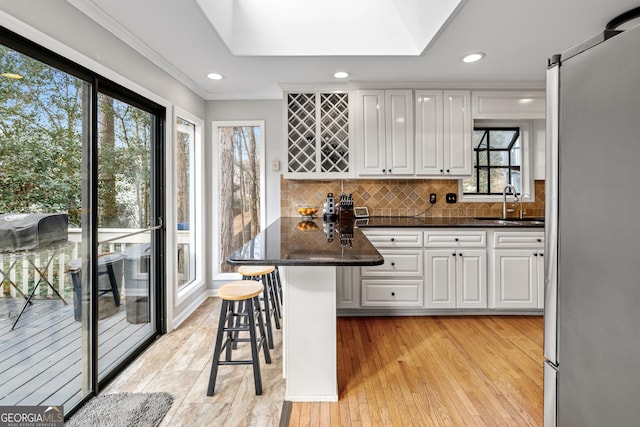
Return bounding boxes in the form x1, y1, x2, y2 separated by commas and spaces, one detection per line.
237, 265, 275, 277
218, 280, 263, 301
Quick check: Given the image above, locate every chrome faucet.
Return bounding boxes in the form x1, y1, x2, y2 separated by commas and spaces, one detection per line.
502, 185, 522, 219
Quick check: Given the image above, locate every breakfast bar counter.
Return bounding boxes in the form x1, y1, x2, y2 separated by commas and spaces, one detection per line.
227, 217, 383, 401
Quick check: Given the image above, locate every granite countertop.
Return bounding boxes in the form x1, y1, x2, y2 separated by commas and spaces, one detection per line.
226, 217, 384, 267
356, 216, 545, 228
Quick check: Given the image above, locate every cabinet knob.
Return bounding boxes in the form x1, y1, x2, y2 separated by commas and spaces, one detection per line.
452, 253, 456, 256
459, 253, 463, 256
391, 262, 395, 266
440, 169, 444, 173
390, 238, 395, 242
391, 292, 396, 296
540, 253, 544, 257
537, 238, 542, 242
534, 253, 538, 256
382, 169, 386, 173
454, 238, 459, 241
446, 169, 450, 173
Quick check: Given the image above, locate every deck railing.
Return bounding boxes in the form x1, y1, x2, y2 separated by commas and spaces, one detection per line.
0, 228, 189, 299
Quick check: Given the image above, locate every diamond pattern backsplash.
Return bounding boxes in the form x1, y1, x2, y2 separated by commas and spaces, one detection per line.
281, 177, 546, 218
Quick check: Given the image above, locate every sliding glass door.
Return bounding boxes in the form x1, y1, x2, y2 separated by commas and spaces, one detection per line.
0, 29, 164, 413
96, 92, 159, 381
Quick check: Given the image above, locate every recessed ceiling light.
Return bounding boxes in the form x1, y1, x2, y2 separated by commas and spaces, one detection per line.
207, 73, 224, 80
2, 72, 23, 79
462, 52, 485, 63
334, 71, 349, 79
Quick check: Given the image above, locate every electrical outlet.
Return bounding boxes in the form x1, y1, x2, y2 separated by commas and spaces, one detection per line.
429, 193, 437, 204
446, 193, 457, 203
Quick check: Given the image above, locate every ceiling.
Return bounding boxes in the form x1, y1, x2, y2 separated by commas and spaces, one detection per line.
67, 0, 640, 100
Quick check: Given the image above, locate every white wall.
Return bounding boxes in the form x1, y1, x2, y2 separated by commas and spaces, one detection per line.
0, 1, 208, 330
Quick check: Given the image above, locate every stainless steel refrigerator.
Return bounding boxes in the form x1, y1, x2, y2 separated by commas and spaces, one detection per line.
545, 22, 640, 427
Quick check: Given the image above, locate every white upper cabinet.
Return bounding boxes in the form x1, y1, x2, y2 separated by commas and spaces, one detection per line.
415, 90, 472, 177
354, 90, 414, 176
472, 91, 545, 120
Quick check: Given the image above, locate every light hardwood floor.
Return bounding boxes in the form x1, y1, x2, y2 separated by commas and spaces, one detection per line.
289, 315, 544, 427
104, 299, 543, 426
103, 297, 285, 426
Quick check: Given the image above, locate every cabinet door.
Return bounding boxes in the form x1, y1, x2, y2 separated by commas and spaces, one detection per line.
415, 90, 444, 175
443, 90, 472, 176
425, 250, 456, 308
493, 249, 538, 308
471, 91, 546, 120
354, 90, 386, 175
456, 250, 487, 308
336, 266, 360, 309
384, 90, 414, 175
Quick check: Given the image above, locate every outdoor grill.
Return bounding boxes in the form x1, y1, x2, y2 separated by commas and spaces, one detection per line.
0, 213, 68, 251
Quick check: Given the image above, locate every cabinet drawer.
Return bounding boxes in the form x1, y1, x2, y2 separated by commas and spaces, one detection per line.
424, 230, 486, 247
361, 250, 423, 277
361, 280, 424, 307
493, 231, 544, 248
362, 230, 423, 247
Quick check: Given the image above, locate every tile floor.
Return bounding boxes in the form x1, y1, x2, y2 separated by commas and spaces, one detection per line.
103, 298, 285, 426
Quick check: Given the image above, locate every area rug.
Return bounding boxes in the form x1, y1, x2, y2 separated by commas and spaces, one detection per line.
66, 392, 173, 427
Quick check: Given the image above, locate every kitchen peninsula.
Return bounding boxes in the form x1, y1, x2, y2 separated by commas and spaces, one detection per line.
227, 217, 383, 402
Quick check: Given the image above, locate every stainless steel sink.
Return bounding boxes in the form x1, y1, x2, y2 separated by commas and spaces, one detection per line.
474, 217, 544, 226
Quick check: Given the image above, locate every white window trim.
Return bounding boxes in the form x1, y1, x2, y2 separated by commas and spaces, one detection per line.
459, 120, 535, 203
174, 107, 205, 306
211, 120, 266, 281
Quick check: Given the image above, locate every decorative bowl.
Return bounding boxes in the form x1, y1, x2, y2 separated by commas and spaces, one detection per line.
296, 206, 318, 217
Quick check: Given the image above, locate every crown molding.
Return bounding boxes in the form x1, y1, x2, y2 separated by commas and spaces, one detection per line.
66, 0, 208, 99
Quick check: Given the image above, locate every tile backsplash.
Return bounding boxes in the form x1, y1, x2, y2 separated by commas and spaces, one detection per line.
281, 177, 545, 218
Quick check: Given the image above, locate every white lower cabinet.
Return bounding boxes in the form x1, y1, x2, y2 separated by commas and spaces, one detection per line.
339, 227, 544, 313
490, 231, 544, 309
361, 279, 424, 307
425, 249, 487, 309
359, 230, 424, 308
336, 266, 360, 309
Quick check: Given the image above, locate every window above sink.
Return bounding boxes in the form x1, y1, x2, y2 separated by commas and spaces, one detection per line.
459, 120, 535, 203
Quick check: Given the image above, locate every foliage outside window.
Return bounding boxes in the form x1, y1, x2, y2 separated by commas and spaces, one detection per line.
218, 124, 263, 274
462, 127, 522, 196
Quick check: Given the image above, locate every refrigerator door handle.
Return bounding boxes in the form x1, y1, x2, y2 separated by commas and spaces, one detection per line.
544, 63, 560, 366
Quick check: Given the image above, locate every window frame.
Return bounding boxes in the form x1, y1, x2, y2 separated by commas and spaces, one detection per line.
459, 120, 535, 203
211, 120, 266, 281
173, 108, 204, 306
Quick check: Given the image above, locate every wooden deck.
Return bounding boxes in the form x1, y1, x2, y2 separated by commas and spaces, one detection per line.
0, 296, 153, 410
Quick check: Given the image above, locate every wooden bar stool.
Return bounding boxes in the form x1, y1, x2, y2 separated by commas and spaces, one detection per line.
207, 280, 271, 396
237, 265, 281, 349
